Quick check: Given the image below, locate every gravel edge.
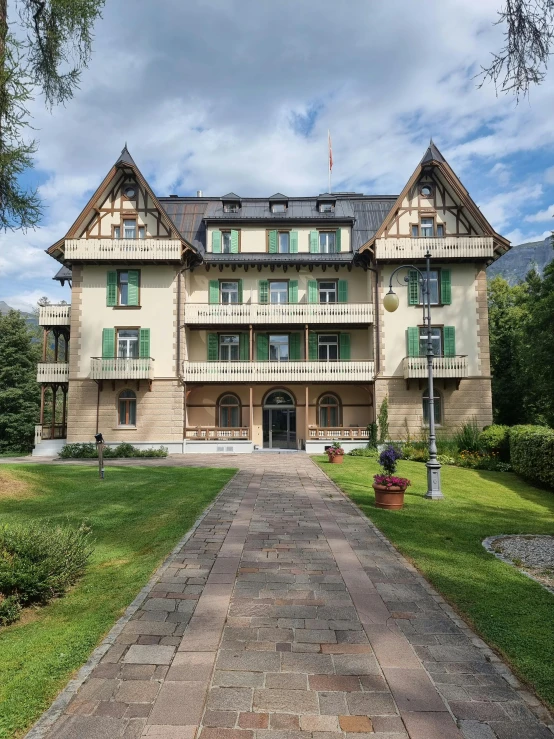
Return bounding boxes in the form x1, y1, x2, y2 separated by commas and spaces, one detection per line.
482, 534, 554, 596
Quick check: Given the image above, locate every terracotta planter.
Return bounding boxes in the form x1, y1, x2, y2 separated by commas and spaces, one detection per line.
372, 483, 406, 510
328, 455, 344, 464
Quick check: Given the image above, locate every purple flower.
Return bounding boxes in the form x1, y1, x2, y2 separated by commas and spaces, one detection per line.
379, 445, 403, 475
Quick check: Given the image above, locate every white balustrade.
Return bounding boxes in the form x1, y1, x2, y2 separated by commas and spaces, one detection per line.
65, 239, 182, 261
185, 428, 250, 440
184, 302, 374, 324
37, 362, 69, 382
403, 356, 468, 379
375, 236, 494, 260
308, 427, 369, 440
182, 360, 375, 383
38, 304, 71, 326
90, 357, 154, 380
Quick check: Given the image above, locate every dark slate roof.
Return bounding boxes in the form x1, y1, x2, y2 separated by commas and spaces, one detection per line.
115, 145, 137, 167
221, 192, 241, 201
269, 192, 288, 200
159, 198, 209, 252
420, 140, 446, 164
203, 198, 356, 221
351, 197, 397, 250
53, 265, 72, 283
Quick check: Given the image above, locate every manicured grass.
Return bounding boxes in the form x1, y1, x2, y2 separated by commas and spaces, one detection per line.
316, 456, 554, 708
0, 464, 235, 739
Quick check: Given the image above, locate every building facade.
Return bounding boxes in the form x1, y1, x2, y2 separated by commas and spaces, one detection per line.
34, 143, 509, 455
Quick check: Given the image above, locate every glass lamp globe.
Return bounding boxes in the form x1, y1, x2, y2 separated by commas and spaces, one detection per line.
383, 291, 399, 312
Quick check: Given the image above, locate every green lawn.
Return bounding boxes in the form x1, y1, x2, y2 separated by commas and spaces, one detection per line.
0, 463, 235, 739
316, 456, 554, 708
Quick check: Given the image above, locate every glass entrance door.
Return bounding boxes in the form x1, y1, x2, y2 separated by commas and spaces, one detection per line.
263, 408, 297, 449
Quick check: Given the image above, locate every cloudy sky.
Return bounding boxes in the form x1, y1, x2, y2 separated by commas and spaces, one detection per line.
2, 0, 554, 310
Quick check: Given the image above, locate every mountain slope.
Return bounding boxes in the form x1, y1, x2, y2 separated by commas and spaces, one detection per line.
487, 236, 553, 284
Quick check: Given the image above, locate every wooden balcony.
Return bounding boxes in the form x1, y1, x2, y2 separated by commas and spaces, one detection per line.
182, 360, 375, 383
90, 357, 154, 380
184, 302, 374, 325
403, 355, 468, 379
308, 427, 369, 440
375, 236, 494, 260
37, 362, 69, 383
39, 304, 71, 326
185, 427, 250, 440
64, 238, 182, 261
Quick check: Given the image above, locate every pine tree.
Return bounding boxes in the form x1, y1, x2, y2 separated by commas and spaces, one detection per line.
0, 309, 40, 451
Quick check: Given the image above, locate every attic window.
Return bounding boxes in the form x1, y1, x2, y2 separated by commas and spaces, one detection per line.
224, 203, 240, 213
272, 203, 287, 213
419, 185, 433, 197
124, 186, 136, 199
319, 202, 334, 213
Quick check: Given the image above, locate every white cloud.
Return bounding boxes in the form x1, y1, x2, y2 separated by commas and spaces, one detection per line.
477, 184, 543, 231
525, 204, 554, 223
504, 228, 551, 245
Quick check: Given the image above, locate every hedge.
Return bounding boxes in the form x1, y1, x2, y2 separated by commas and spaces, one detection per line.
479, 424, 510, 461
59, 443, 168, 459
509, 425, 554, 489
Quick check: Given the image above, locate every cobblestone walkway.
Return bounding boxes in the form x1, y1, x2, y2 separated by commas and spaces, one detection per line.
35, 454, 552, 739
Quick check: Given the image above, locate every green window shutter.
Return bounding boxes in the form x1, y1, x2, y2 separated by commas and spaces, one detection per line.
207, 333, 219, 361
289, 332, 301, 360
441, 269, 452, 304
268, 230, 277, 253
212, 230, 221, 253
127, 270, 140, 306
230, 230, 239, 253
408, 270, 419, 305
259, 280, 269, 304
257, 333, 269, 361
290, 231, 298, 253
444, 326, 456, 357
237, 279, 243, 304
308, 332, 318, 361
139, 328, 150, 358
102, 328, 115, 358
209, 280, 220, 304
339, 333, 351, 360
309, 231, 319, 253
288, 280, 298, 303
308, 280, 318, 304
106, 271, 117, 307
407, 327, 419, 357
239, 333, 249, 360
336, 229, 342, 253
338, 280, 348, 303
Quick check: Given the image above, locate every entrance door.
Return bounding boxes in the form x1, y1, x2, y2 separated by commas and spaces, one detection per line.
263, 390, 296, 449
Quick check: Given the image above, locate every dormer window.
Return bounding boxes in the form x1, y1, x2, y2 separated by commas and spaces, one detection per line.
272, 203, 287, 214
319, 202, 334, 213
224, 203, 240, 213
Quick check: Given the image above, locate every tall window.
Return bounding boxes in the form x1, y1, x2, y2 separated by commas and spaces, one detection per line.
278, 232, 290, 252
318, 334, 338, 361
119, 271, 129, 305
117, 329, 139, 358
219, 335, 240, 361
118, 390, 136, 426
319, 281, 337, 303
220, 281, 239, 304
269, 335, 289, 362
419, 327, 442, 356
319, 394, 340, 427
219, 394, 240, 427
319, 232, 336, 253
423, 387, 442, 426
123, 219, 137, 239
419, 270, 439, 305
420, 218, 434, 237
222, 231, 232, 253
270, 281, 288, 304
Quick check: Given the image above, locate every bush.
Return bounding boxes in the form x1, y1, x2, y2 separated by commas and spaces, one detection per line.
366, 423, 378, 449
59, 443, 168, 459
0, 521, 93, 626
348, 447, 378, 458
509, 425, 554, 489
437, 454, 456, 465
454, 418, 482, 453
403, 444, 428, 463
479, 425, 510, 461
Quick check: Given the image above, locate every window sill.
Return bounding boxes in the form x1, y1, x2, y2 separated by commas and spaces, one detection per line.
112, 305, 142, 309
113, 426, 137, 430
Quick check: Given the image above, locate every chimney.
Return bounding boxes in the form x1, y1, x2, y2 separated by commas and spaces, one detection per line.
169, 194, 178, 198
197, 190, 203, 197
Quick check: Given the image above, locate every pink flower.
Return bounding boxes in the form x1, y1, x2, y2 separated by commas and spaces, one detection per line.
373, 474, 411, 488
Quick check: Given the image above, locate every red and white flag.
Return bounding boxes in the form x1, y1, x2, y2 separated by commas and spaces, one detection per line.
328, 130, 333, 172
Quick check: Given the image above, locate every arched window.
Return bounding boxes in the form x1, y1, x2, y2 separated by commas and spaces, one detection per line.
219, 394, 241, 427
264, 390, 295, 407
422, 387, 442, 426
118, 389, 136, 426
319, 393, 340, 427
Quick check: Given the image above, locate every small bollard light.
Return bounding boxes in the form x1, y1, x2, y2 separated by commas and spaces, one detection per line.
95, 433, 105, 479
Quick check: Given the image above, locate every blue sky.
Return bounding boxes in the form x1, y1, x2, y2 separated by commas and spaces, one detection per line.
1, 0, 554, 311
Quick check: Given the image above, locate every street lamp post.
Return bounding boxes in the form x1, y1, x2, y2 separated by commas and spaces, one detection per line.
383, 251, 444, 500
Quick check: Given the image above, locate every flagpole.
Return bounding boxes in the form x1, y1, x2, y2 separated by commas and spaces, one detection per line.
328, 130, 331, 193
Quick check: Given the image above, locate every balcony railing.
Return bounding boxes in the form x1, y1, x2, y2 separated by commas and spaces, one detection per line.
308, 427, 369, 440
375, 236, 494, 260
184, 302, 374, 325
90, 357, 154, 380
182, 360, 375, 383
65, 239, 182, 261
403, 355, 468, 379
39, 304, 71, 326
37, 362, 69, 383
185, 427, 250, 440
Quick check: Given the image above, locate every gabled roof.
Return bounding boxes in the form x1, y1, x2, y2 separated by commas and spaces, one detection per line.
115, 144, 137, 167
221, 192, 241, 201
53, 265, 72, 285
268, 192, 288, 200
420, 140, 446, 164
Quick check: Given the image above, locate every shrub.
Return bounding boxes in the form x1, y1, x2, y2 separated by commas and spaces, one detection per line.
509, 425, 554, 489
59, 443, 97, 458
479, 425, 510, 461
454, 418, 482, 453
437, 454, 456, 465
403, 444, 428, 463
0, 521, 93, 626
366, 422, 378, 449
59, 443, 168, 459
348, 447, 378, 458
378, 397, 389, 444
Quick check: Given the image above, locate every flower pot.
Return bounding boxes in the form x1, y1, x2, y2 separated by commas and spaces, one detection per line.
328, 455, 343, 464
372, 483, 406, 510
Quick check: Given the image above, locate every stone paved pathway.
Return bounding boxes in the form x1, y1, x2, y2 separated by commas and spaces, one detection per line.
31, 454, 553, 739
